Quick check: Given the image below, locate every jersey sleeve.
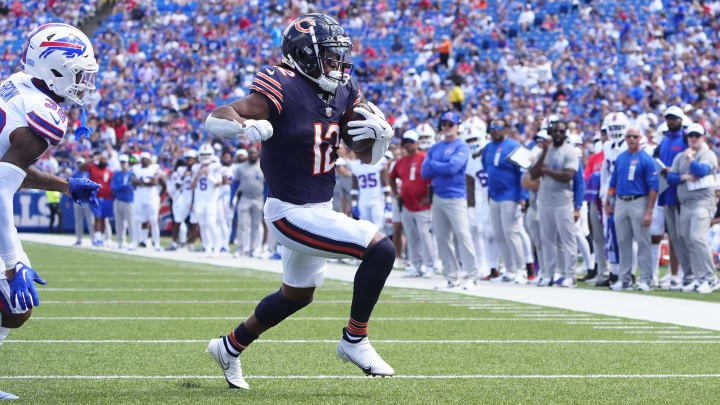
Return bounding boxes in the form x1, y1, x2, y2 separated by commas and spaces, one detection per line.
250, 67, 285, 119
25, 103, 68, 146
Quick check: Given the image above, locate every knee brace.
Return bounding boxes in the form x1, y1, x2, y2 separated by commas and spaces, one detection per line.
254, 289, 313, 328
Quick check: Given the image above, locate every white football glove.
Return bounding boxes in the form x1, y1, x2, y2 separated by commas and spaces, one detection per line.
243, 119, 273, 142
347, 101, 394, 142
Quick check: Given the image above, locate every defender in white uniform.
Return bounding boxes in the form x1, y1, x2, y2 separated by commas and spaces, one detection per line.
0, 23, 100, 400
193, 144, 224, 256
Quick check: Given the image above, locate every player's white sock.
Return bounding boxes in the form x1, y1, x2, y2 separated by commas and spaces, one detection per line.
651, 243, 661, 281
94, 231, 102, 243
0, 327, 9, 346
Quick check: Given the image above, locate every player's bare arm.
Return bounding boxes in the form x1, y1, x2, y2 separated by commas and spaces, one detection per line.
541, 167, 576, 183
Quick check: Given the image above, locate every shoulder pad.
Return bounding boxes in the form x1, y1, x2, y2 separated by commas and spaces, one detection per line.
25, 99, 68, 146
250, 66, 289, 116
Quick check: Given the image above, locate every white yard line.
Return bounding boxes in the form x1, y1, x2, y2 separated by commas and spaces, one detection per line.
21, 233, 720, 331
6, 339, 720, 344
593, 326, 680, 330
29, 316, 571, 322
3, 374, 720, 380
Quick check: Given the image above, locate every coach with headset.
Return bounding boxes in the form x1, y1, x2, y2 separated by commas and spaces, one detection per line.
421, 111, 478, 288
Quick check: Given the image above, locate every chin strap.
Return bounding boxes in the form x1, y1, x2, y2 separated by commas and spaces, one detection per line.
74, 107, 92, 141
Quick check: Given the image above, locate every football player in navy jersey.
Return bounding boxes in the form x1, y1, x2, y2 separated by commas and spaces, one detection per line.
204, 14, 395, 388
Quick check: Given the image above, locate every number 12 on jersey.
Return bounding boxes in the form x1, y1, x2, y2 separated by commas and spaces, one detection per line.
312, 122, 340, 175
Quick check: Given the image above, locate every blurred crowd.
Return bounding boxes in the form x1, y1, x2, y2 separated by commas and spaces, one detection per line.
8, 0, 720, 292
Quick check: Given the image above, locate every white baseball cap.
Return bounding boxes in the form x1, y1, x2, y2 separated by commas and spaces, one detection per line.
687, 123, 705, 136
235, 149, 248, 158
183, 149, 198, 159
76, 157, 86, 164
402, 130, 419, 143
140, 151, 152, 160
664, 106, 684, 118
118, 154, 129, 162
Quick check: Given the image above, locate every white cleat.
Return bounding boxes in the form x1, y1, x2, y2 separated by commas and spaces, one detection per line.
337, 335, 395, 377
206, 337, 250, 390
0, 390, 19, 400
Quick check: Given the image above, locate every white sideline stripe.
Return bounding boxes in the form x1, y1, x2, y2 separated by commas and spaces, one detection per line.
4, 374, 720, 380
624, 331, 712, 335
7, 339, 720, 344
593, 326, 680, 330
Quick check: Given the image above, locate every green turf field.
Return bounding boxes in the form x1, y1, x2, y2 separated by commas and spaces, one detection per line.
3, 242, 720, 404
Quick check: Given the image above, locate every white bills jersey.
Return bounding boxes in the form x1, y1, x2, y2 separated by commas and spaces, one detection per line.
599, 139, 628, 202
348, 157, 386, 206
465, 154, 489, 209
192, 162, 223, 202
0, 72, 69, 156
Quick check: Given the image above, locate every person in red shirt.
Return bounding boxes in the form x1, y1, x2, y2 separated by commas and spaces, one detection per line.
79, 153, 114, 247
389, 130, 437, 277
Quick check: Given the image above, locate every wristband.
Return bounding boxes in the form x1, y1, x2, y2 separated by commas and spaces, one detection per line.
350, 190, 359, 196
351, 200, 358, 207
382, 186, 391, 193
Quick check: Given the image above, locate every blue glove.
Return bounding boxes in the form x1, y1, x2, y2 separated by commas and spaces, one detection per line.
385, 203, 392, 212
69, 177, 101, 208
8, 262, 47, 311
352, 206, 360, 219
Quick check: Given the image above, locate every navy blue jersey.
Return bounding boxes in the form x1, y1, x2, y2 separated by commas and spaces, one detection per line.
252, 65, 361, 205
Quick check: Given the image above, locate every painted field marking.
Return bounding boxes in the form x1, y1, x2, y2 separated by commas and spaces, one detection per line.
623, 331, 712, 335
593, 326, 680, 330
29, 316, 583, 322
7, 339, 720, 344
4, 374, 720, 380
42, 299, 486, 305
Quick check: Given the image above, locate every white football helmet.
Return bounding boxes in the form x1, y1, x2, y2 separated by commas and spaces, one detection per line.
198, 143, 215, 164
416, 123, 436, 150
603, 112, 629, 142
461, 124, 485, 154
21, 23, 98, 105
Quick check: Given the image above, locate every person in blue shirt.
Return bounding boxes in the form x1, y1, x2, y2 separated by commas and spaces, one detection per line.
656, 106, 691, 284
606, 127, 659, 291
72, 157, 95, 246
110, 154, 135, 250
421, 110, 477, 288
482, 117, 530, 283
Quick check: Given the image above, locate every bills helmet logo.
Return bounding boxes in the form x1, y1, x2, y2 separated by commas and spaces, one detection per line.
38, 35, 86, 59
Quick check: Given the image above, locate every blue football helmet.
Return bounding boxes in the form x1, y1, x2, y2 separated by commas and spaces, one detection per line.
281, 14, 353, 94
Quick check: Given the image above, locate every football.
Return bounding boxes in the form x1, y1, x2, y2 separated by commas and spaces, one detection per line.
340, 102, 375, 163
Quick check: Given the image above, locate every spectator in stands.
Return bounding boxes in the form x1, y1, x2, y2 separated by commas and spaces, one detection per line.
421, 111, 477, 288
437, 35, 452, 68
110, 154, 135, 250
